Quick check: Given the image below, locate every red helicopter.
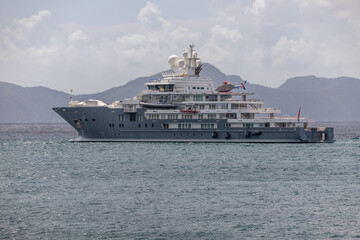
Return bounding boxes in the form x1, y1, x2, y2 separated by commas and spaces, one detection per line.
216, 81, 248, 92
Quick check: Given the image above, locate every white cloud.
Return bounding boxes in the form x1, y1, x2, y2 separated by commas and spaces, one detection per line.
0, 27, 18, 51
211, 24, 242, 42
202, 39, 234, 65
116, 33, 147, 48
298, 0, 360, 26
216, 11, 238, 26
271, 36, 313, 67
8, 10, 51, 41
14, 10, 51, 31
137, 1, 171, 30
137, 1, 160, 22
1, 1, 360, 93
316, 35, 360, 78
68, 31, 88, 42
169, 26, 201, 43
245, 0, 266, 16
0, 3, 203, 93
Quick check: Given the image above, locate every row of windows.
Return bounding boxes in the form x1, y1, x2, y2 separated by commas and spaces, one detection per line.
231, 104, 247, 109
207, 114, 217, 119
193, 95, 203, 101
181, 94, 233, 102
148, 84, 174, 92
201, 124, 215, 129
189, 87, 206, 90
119, 112, 238, 121
183, 104, 228, 110
110, 123, 123, 128
139, 123, 154, 128
168, 114, 178, 119
148, 114, 161, 119
78, 118, 96, 122
176, 123, 217, 129
178, 123, 191, 129
146, 113, 218, 120
108, 122, 220, 129
109, 123, 155, 128
119, 114, 144, 121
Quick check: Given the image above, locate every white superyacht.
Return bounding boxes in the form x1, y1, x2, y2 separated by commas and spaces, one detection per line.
53, 45, 334, 143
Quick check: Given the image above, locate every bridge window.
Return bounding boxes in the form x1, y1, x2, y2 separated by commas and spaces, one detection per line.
226, 113, 236, 119
206, 95, 217, 101
148, 84, 174, 92
208, 114, 217, 119
193, 95, 203, 101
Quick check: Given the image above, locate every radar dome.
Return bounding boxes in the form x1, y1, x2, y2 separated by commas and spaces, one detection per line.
182, 51, 188, 58
178, 59, 185, 68
168, 55, 179, 68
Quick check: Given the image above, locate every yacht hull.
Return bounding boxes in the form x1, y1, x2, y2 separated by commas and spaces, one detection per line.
53, 107, 335, 143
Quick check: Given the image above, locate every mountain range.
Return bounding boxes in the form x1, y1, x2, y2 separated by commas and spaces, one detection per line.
1, 63, 359, 123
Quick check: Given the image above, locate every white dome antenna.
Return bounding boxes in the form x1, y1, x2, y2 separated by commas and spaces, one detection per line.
178, 59, 185, 68
168, 55, 179, 68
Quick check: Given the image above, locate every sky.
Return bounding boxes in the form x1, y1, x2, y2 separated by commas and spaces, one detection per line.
0, 0, 359, 94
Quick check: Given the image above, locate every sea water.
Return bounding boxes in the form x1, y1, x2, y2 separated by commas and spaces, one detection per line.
0, 123, 359, 239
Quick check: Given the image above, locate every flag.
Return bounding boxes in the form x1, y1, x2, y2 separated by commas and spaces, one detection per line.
297, 107, 301, 121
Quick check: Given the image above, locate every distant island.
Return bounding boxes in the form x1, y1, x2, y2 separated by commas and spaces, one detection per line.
1, 63, 359, 123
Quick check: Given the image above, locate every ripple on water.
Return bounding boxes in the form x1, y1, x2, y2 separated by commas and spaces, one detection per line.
0, 122, 360, 239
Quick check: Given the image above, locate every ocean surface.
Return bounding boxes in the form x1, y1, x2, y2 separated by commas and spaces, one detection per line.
1, 122, 359, 239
